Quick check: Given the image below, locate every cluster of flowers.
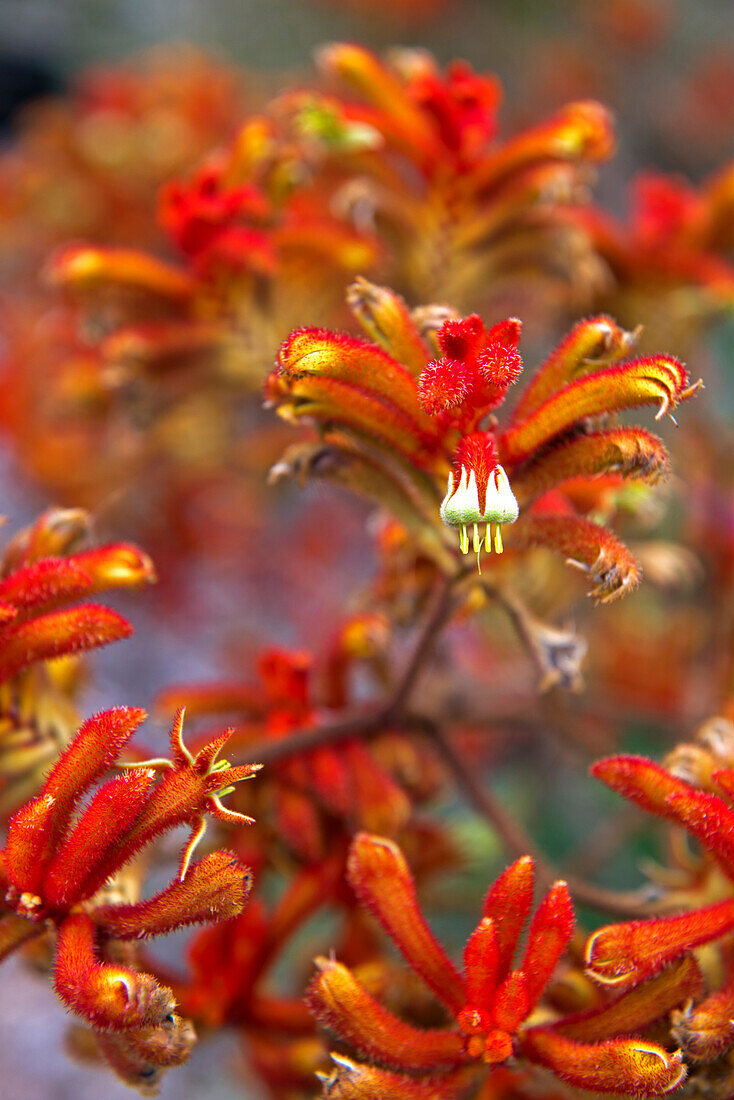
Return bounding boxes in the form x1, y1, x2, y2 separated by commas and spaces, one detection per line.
0, 274, 716, 1098
0, 42, 619, 553
0, 31, 733, 1100
270, 280, 699, 599
1, 703, 256, 1091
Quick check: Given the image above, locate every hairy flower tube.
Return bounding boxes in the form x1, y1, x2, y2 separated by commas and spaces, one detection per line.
269, 279, 700, 597
0, 41, 620, 555
0, 705, 258, 1090
281, 43, 615, 310
306, 834, 689, 1098
0, 515, 154, 684
0, 508, 156, 814
584, 742, 734, 1078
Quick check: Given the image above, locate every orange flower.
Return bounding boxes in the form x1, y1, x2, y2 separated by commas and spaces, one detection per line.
0, 706, 257, 1088
0, 509, 156, 815
307, 834, 688, 1097
270, 280, 700, 597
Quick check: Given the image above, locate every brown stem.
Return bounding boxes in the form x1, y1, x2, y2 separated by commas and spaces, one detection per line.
243, 575, 457, 768
386, 573, 456, 717
426, 721, 556, 882
425, 722, 654, 920
244, 711, 385, 768
232, 572, 653, 921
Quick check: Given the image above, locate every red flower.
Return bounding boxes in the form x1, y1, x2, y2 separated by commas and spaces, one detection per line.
307, 834, 688, 1097
0, 706, 257, 1088
156, 616, 435, 862
270, 280, 700, 596
0, 510, 157, 815
159, 162, 276, 276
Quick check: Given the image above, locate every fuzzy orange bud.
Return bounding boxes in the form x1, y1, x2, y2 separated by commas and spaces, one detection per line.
346, 279, 430, 378
347, 833, 465, 1013
521, 881, 574, 1008
41, 706, 147, 832
68, 544, 157, 592
474, 100, 615, 193
512, 315, 636, 423
481, 856, 535, 978
463, 917, 500, 1013
586, 899, 734, 986
95, 851, 252, 939
41, 771, 154, 909
54, 913, 176, 1031
513, 428, 668, 504
315, 43, 437, 154
591, 755, 694, 818
306, 957, 468, 1071
522, 1030, 685, 1096
4, 793, 58, 897
502, 357, 698, 467
664, 787, 734, 879
492, 970, 529, 1032
0, 605, 133, 684
46, 245, 194, 301
276, 327, 436, 446
0, 558, 92, 614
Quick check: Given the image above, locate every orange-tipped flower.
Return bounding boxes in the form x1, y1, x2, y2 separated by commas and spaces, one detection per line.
0, 605, 132, 685
271, 283, 699, 593
308, 835, 681, 1095
95, 850, 253, 939
586, 750, 734, 1011
0, 704, 257, 1083
46, 244, 195, 302
347, 833, 465, 1013
521, 1030, 686, 1097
